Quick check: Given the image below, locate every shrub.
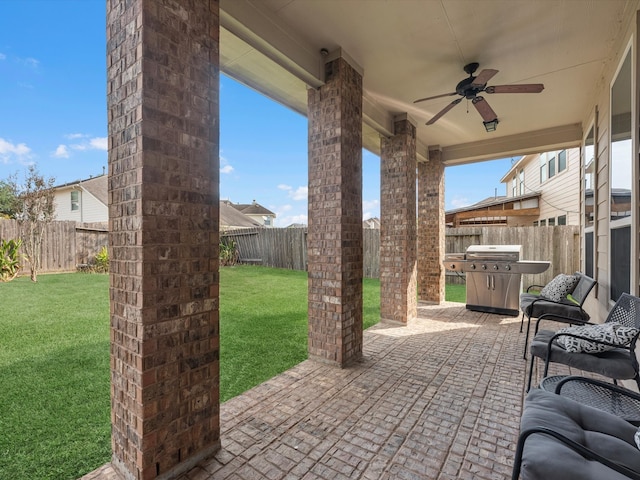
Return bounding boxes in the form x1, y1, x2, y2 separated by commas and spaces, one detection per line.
93, 246, 109, 273
0, 238, 22, 282
220, 238, 239, 266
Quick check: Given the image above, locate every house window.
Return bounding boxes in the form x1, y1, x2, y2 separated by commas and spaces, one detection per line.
539, 154, 547, 183
548, 155, 556, 178
558, 150, 567, 172
548, 217, 556, 226
584, 125, 595, 228
512, 176, 517, 197
71, 191, 79, 211
533, 221, 539, 227
609, 46, 632, 299
264, 217, 272, 226
585, 232, 594, 278
539, 219, 546, 226
519, 169, 525, 195
557, 215, 566, 225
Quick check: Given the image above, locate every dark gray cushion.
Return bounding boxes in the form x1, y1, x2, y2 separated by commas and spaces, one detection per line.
530, 329, 637, 379
519, 389, 640, 479
520, 293, 590, 322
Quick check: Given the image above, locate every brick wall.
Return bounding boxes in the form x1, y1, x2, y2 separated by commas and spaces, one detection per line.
380, 117, 417, 323
417, 150, 445, 303
107, 1, 220, 478
307, 56, 363, 366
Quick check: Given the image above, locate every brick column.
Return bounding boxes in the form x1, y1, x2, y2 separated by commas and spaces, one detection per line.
417, 147, 445, 303
307, 55, 363, 367
380, 115, 417, 324
107, 1, 220, 479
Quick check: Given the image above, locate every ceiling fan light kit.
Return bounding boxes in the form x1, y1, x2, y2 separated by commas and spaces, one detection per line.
414, 63, 544, 131
483, 118, 499, 132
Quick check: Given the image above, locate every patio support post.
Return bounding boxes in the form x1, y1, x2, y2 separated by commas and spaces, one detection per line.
307, 53, 363, 366
380, 115, 418, 324
417, 147, 445, 303
107, 1, 220, 479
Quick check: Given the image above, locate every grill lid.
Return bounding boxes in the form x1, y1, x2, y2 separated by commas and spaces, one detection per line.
465, 244, 521, 261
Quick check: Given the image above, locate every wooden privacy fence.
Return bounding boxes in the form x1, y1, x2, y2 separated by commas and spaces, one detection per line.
0, 219, 578, 281
0, 219, 108, 274
445, 226, 580, 287
223, 225, 580, 283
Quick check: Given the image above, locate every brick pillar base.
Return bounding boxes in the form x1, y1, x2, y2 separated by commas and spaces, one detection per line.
417, 148, 445, 303
307, 55, 363, 367
107, 1, 220, 479
380, 115, 417, 324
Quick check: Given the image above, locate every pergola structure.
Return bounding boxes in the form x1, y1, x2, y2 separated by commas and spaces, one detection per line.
106, 1, 640, 478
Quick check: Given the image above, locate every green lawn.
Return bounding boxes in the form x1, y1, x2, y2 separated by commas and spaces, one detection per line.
0, 267, 463, 479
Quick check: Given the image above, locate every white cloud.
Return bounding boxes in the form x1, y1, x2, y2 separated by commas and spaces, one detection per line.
363, 199, 379, 212
220, 155, 234, 174
279, 204, 292, 212
278, 184, 307, 201
220, 155, 235, 175
53, 145, 70, 158
21, 57, 39, 69
450, 196, 471, 209
0, 137, 32, 164
89, 137, 108, 150
63, 135, 108, 153
290, 186, 307, 201
275, 213, 308, 227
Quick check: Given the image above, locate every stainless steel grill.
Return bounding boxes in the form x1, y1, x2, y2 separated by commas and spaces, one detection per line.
444, 245, 550, 316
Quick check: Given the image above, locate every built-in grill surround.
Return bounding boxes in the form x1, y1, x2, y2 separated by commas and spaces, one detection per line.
444, 244, 550, 316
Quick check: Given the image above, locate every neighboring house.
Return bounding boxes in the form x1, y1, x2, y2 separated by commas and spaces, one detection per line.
220, 201, 261, 230
500, 148, 581, 226
445, 148, 581, 227
52, 174, 108, 223
226, 200, 276, 227
445, 193, 541, 227
363, 217, 380, 229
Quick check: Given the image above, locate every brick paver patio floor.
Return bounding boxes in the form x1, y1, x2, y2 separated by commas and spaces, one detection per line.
83, 302, 587, 480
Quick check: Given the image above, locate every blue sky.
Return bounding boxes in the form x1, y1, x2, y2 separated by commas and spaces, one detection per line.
0, 1, 513, 227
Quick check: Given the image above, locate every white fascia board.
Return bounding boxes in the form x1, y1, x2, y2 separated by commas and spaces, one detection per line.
220, 0, 324, 88
441, 124, 582, 166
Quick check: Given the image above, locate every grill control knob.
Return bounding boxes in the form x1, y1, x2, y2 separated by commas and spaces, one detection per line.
493, 264, 499, 270
481, 264, 487, 270
450, 264, 456, 270
469, 264, 476, 270
505, 264, 511, 271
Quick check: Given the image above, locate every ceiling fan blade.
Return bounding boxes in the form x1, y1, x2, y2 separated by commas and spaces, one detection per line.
471, 69, 498, 87
472, 96, 498, 122
426, 98, 462, 125
486, 84, 544, 94
414, 92, 457, 104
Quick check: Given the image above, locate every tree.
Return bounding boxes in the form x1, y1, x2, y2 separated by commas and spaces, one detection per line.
12, 166, 56, 282
0, 180, 19, 218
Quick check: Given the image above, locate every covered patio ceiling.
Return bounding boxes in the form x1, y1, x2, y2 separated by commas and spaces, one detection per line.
220, 0, 636, 165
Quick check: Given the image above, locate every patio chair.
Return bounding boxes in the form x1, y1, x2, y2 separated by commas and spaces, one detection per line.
526, 293, 640, 392
520, 272, 596, 359
512, 388, 640, 480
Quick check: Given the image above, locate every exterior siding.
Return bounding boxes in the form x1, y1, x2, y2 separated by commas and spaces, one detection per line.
537, 149, 581, 225
580, 9, 637, 322
503, 148, 581, 225
53, 187, 108, 223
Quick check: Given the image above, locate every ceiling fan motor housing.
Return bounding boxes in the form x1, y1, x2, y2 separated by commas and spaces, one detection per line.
456, 77, 482, 99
